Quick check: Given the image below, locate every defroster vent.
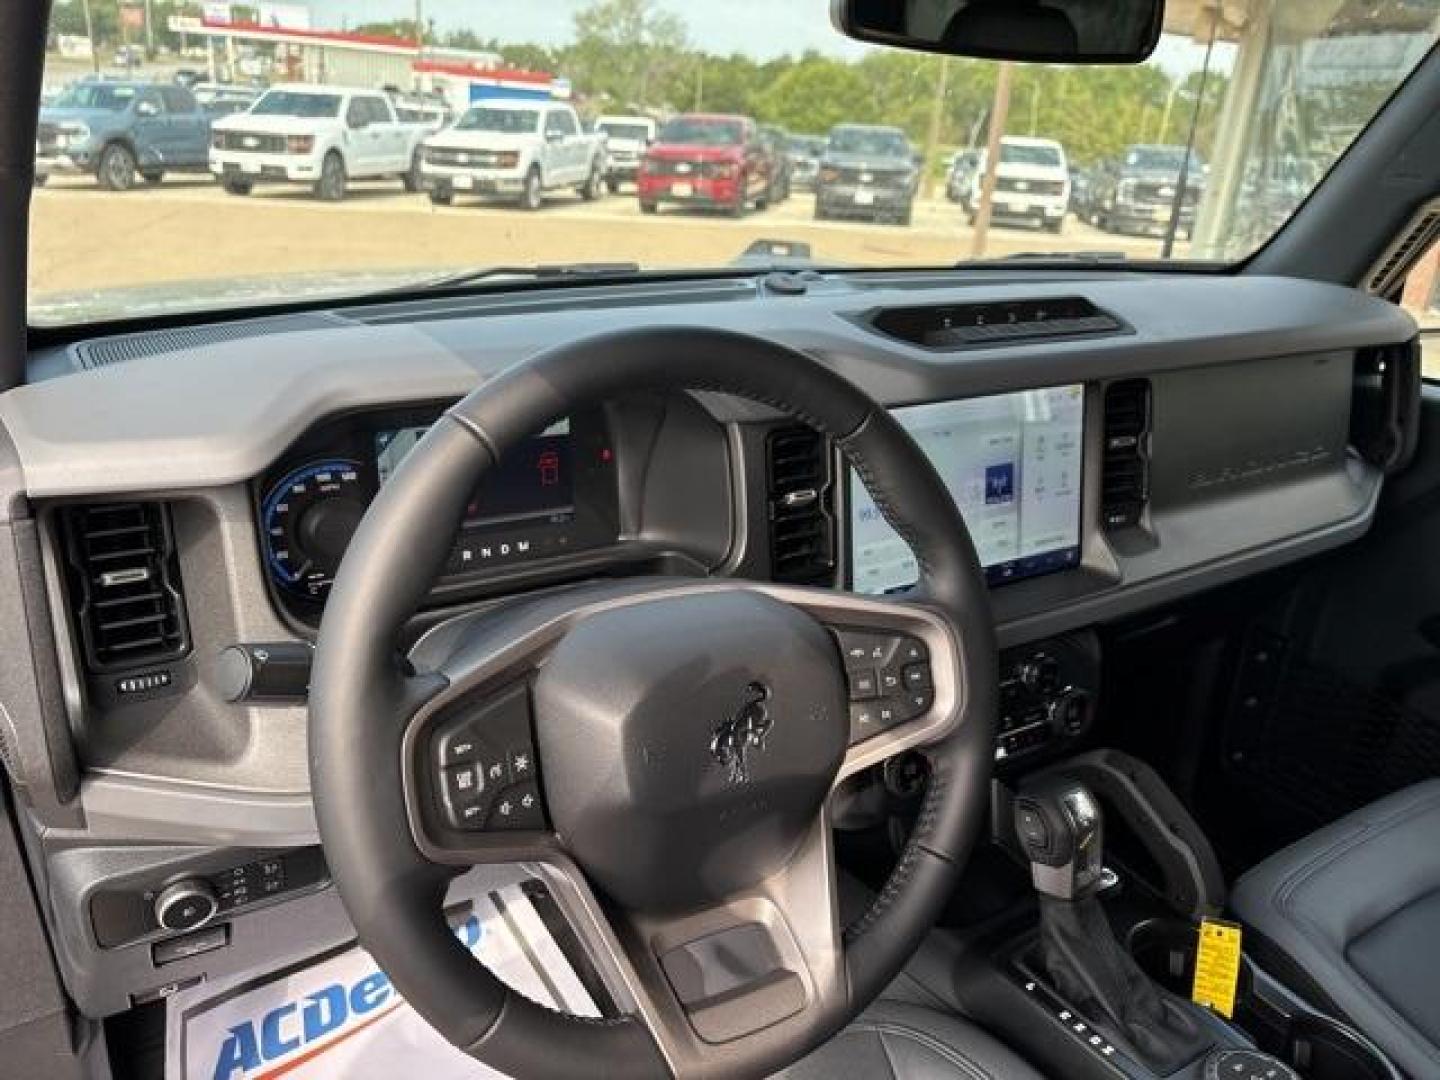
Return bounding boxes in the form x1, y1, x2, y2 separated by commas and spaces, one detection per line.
60, 503, 190, 672
1101, 380, 1151, 531
766, 426, 835, 585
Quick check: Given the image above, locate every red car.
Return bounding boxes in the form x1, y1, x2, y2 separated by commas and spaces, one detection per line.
637, 113, 772, 216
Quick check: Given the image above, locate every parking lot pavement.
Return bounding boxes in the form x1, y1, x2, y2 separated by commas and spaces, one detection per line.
29, 174, 1183, 301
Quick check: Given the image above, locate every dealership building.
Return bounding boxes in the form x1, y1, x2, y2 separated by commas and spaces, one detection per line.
171, 18, 567, 114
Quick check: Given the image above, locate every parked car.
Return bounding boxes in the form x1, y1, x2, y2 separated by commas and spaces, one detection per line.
210, 85, 431, 201
945, 149, 980, 202
419, 100, 605, 210
787, 134, 826, 190
758, 124, 793, 203
195, 84, 260, 119
1085, 144, 1206, 238
35, 79, 212, 190
962, 135, 1070, 232
389, 93, 454, 133
636, 113, 771, 216
594, 114, 655, 193
173, 68, 204, 90
814, 123, 918, 225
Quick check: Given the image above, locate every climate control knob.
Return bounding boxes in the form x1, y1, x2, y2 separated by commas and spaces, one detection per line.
154, 878, 218, 932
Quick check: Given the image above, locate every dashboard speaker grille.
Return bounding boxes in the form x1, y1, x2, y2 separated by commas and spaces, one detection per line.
59, 502, 190, 672
766, 426, 836, 585
71, 312, 345, 370
1101, 380, 1152, 531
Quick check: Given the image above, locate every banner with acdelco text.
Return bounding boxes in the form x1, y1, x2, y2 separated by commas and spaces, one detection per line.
165, 883, 598, 1080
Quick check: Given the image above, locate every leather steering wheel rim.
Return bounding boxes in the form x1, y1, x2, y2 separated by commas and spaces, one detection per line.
309, 326, 999, 1079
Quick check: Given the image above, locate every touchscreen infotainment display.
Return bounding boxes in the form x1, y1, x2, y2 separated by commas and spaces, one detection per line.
851, 386, 1083, 593
375, 418, 575, 528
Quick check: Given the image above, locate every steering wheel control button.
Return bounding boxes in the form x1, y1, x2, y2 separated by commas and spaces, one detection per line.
834, 626, 931, 743
428, 682, 543, 833
486, 781, 545, 831
436, 724, 483, 768
153, 879, 219, 933
902, 662, 932, 691
847, 669, 879, 700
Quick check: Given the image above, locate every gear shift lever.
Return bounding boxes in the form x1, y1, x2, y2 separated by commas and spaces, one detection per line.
1014, 776, 1105, 900
1016, 776, 1210, 1072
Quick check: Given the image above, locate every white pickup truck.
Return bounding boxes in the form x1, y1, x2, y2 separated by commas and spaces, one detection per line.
419, 100, 606, 209
209, 84, 431, 201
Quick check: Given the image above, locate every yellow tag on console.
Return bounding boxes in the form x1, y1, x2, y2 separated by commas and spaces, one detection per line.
1191, 917, 1242, 1019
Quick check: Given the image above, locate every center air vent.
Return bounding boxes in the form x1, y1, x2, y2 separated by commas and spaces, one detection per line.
766, 426, 836, 585
1101, 380, 1151, 530
60, 502, 190, 672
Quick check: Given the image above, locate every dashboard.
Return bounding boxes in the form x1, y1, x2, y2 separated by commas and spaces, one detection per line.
0, 268, 1418, 1018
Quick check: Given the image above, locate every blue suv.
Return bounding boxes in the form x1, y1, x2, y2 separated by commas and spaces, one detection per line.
36, 80, 212, 191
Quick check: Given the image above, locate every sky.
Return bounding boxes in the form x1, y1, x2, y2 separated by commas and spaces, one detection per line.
308, 0, 1235, 77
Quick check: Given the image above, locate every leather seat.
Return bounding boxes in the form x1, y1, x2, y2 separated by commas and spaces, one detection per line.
775, 1001, 1046, 1079
1231, 779, 1440, 1079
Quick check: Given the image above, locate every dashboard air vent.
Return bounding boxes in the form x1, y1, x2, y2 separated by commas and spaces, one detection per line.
766, 426, 835, 585
1101, 380, 1151, 531
60, 503, 189, 671
1366, 201, 1440, 297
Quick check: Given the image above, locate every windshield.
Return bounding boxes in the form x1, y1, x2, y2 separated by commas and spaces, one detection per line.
52, 83, 136, 111
249, 91, 341, 119
28, 0, 1440, 325
1000, 143, 1063, 167
1125, 146, 1201, 171
456, 106, 540, 133
599, 122, 651, 142
829, 127, 910, 158
656, 117, 743, 145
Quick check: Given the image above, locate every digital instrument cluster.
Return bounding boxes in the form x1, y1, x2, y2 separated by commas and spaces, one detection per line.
256, 406, 619, 620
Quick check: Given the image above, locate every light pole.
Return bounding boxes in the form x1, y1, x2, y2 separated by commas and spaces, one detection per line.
970, 61, 1013, 260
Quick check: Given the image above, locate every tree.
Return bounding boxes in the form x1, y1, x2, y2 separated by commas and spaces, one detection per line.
568, 0, 689, 110
753, 57, 872, 135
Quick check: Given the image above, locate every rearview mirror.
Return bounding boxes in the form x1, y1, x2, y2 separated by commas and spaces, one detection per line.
831, 0, 1165, 64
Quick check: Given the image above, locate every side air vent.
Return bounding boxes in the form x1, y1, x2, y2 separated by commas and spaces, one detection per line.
70, 312, 346, 370
1366, 201, 1440, 297
766, 426, 836, 585
1101, 380, 1152, 531
60, 503, 189, 672
1352, 339, 1421, 475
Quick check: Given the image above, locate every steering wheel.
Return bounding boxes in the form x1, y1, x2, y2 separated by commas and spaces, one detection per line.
309, 327, 998, 1079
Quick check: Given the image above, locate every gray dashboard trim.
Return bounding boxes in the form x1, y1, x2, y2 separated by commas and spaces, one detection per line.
0, 275, 1415, 498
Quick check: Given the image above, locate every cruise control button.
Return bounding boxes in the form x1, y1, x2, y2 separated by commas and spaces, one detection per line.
848, 669, 879, 700
898, 638, 927, 665
902, 663, 932, 691
904, 689, 935, 718
848, 702, 879, 742
879, 667, 902, 693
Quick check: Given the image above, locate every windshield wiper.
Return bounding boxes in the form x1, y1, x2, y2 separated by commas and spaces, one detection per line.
415, 261, 643, 291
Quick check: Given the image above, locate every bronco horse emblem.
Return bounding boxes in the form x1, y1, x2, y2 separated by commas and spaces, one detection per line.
710, 681, 774, 784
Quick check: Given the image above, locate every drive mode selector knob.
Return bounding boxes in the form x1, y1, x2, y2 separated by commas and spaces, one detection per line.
154, 878, 219, 932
